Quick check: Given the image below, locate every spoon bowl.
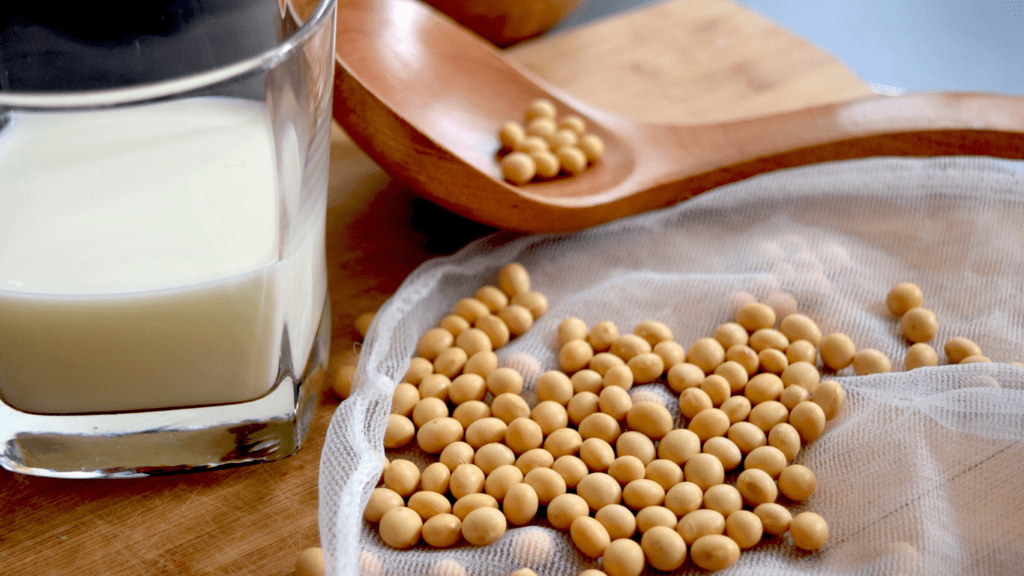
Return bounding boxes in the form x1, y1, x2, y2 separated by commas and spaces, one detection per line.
301, 0, 1024, 232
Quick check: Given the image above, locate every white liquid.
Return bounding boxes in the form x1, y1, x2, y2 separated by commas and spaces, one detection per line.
0, 98, 327, 414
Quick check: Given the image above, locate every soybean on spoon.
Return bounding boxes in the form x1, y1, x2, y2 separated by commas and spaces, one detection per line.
303, 0, 1024, 233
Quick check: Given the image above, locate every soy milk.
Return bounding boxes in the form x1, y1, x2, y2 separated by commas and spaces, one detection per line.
0, 98, 327, 414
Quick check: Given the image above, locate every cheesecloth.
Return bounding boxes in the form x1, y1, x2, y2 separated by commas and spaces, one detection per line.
319, 157, 1024, 576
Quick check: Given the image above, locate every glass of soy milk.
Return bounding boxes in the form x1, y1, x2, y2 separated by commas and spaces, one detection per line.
0, 0, 337, 477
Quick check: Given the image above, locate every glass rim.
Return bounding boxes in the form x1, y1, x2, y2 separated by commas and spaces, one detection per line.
0, 0, 337, 110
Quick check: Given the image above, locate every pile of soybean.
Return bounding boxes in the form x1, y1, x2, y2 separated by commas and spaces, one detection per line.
358, 262, 846, 576
497, 99, 604, 185
300, 269, 1020, 576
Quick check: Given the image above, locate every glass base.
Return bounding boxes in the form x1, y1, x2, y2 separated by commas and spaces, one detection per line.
0, 298, 330, 479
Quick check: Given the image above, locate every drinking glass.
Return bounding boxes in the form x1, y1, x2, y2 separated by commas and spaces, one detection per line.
0, 0, 337, 478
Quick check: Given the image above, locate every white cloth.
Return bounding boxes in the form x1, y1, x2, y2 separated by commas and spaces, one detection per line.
319, 157, 1024, 575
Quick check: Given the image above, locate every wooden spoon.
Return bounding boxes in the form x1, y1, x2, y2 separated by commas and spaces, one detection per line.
300, 0, 1024, 233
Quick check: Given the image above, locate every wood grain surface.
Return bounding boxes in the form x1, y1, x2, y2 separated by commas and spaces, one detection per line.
0, 2, 869, 574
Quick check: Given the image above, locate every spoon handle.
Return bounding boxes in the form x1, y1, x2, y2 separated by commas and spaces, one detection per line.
586, 91, 1024, 228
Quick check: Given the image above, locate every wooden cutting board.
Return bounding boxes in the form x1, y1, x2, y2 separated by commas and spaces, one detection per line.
0, 2, 871, 574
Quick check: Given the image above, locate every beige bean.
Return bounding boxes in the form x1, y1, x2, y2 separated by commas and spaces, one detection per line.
725, 509, 763, 549
461, 507, 506, 546
452, 493, 499, 521
641, 526, 687, 571
688, 532, 737, 569
664, 481, 704, 518
421, 462, 452, 494
745, 373, 784, 404
498, 262, 530, 297
531, 401, 569, 436
626, 401, 674, 440
905, 342, 938, 369
715, 322, 749, 348
667, 362, 705, 393
464, 350, 498, 378
779, 384, 810, 410
726, 344, 760, 376
727, 421, 768, 454
778, 464, 817, 501
901, 307, 938, 343
749, 328, 789, 352
886, 282, 923, 317
379, 507, 423, 549
580, 437, 617, 472
364, 487, 404, 523
768, 422, 802, 461
499, 304, 533, 336
440, 442, 475, 471
687, 337, 726, 373
819, 333, 856, 371
484, 464, 523, 501
786, 340, 818, 365
616, 431, 656, 465
577, 472, 623, 512
547, 493, 590, 531
779, 313, 822, 346
523, 467, 566, 505
676, 509, 726, 545
502, 483, 538, 527
422, 514, 463, 548
402, 356, 434, 385
601, 538, 645, 576
557, 317, 589, 347
945, 337, 982, 364
744, 446, 788, 479
544, 427, 583, 458
789, 400, 826, 442
571, 516, 611, 558
702, 436, 742, 471
753, 502, 792, 536
644, 459, 684, 491
552, 455, 589, 489
515, 448, 554, 475
653, 340, 686, 369
735, 302, 776, 332
560, 340, 595, 373
657, 428, 701, 465
678, 387, 713, 420
758, 348, 789, 374
417, 417, 464, 454
749, 400, 789, 433
451, 400, 491, 429
688, 408, 730, 443
474, 442, 515, 475
635, 507, 678, 535
737, 468, 777, 506
703, 484, 743, 517
491, 393, 531, 424
595, 504, 637, 540
384, 414, 415, 449
790, 512, 828, 551
587, 321, 620, 352
720, 395, 752, 424
417, 327, 455, 361
409, 491, 453, 521
449, 463, 485, 499
295, 547, 325, 576
810, 379, 845, 420
683, 453, 725, 491
622, 478, 666, 510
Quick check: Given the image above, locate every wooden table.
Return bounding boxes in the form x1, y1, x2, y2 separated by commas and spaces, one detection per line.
0, 2, 871, 574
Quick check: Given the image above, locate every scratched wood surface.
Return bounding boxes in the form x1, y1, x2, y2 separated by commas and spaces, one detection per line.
0, 2, 869, 574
